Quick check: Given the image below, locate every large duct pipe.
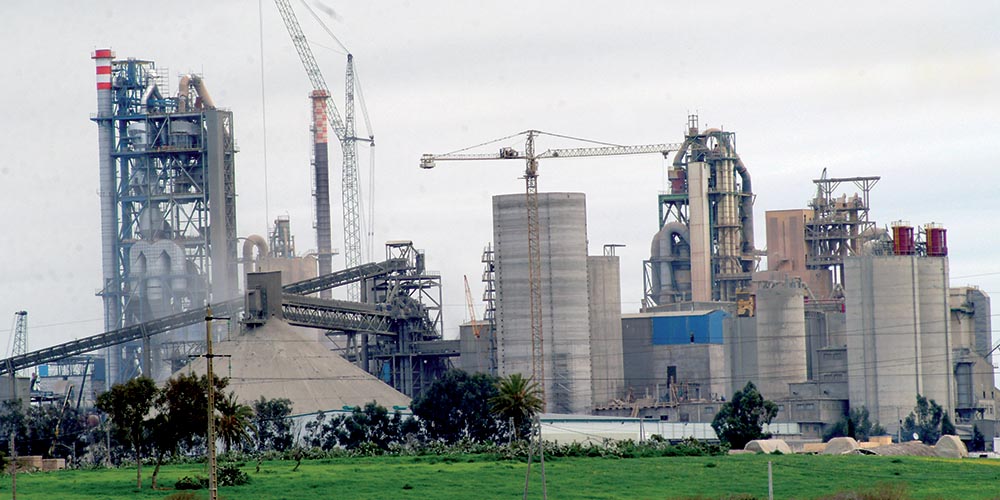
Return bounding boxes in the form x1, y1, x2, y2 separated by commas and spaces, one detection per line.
311, 90, 333, 298
710, 131, 755, 255
140, 71, 160, 113
190, 75, 216, 109
177, 75, 216, 112
177, 75, 190, 112
93, 48, 119, 384
242, 234, 270, 273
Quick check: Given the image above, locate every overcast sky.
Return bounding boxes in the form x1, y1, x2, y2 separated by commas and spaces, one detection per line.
1, 1, 998, 353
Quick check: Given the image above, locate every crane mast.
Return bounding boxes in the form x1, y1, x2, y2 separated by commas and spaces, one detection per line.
523, 131, 544, 401
274, 0, 367, 299
422, 130, 680, 409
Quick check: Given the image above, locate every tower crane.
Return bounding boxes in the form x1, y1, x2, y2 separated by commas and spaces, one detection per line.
421, 130, 680, 406
274, 0, 373, 300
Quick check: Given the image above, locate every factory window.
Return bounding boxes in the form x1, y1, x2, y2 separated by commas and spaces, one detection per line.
703, 406, 714, 413
777, 405, 785, 412
796, 403, 815, 410
660, 415, 669, 421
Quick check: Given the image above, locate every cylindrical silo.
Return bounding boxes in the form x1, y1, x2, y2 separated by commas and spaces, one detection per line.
493, 192, 592, 414
753, 282, 807, 401
891, 221, 915, 256
925, 223, 948, 257
588, 255, 624, 406
917, 255, 952, 411
845, 255, 942, 438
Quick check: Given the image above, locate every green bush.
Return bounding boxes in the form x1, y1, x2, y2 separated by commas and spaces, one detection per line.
217, 464, 251, 486
174, 475, 206, 490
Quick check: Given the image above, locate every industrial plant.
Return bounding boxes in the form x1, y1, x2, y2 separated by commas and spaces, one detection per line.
1, 8, 996, 454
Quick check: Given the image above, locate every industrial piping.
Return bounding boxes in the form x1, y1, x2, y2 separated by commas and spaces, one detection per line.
671, 129, 756, 257
177, 75, 217, 112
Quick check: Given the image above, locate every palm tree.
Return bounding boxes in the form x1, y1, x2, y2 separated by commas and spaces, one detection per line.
489, 373, 543, 440
216, 391, 253, 453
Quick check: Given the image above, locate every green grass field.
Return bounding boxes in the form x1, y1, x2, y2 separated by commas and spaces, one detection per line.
1, 454, 999, 499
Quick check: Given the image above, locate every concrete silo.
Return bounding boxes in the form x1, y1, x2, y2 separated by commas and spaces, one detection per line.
493, 192, 592, 414
845, 253, 953, 437
588, 255, 624, 407
752, 282, 808, 401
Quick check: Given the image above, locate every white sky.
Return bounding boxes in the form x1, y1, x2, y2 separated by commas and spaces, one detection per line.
1, 1, 998, 353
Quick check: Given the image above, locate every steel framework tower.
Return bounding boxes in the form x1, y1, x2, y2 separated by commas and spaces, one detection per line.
92, 50, 238, 383
8, 311, 28, 377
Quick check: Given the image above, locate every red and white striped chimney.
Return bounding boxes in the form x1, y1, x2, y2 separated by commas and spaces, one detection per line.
310, 90, 333, 296
92, 48, 114, 95
92, 48, 120, 379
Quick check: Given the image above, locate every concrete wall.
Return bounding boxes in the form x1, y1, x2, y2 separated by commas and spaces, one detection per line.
766, 209, 811, 273
725, 282, 807, 401
761, 209, 834, 299
845, 255, 953, 437
588, 256, 624, 406
622, 312, 727, 402
458, 323, 493, 374
727, 316, 758, 398
622, 313, 654, 397
0, 377, 30, 403
494, 192, 592, 414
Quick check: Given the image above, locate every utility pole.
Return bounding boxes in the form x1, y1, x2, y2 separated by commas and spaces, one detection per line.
203, 306, 230, 500
768, 461, 773, 500
10, 429, 16, 500
521, 415, 547, 500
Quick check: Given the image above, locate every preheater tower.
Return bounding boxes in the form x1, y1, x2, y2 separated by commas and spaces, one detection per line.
92, 49, 238, 383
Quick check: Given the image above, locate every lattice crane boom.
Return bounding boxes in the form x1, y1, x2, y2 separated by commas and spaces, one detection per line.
463, 275, 482, 339
274, 0, 370, 299
273, 0, 345, 136
421, 130, 679, 409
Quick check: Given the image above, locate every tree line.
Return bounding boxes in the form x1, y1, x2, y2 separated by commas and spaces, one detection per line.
0, 369, 545, 490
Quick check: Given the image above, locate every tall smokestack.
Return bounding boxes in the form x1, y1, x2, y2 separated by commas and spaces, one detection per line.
93, 48, 119, 384
311, 90, 333, 298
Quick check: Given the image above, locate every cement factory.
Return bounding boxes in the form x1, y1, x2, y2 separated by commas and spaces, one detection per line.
1, 14, 995, 450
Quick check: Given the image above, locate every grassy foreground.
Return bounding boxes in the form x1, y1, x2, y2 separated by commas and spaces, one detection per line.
1, 454, 999, 499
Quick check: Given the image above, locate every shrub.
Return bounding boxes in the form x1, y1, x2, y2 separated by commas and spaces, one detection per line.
175, 475, 206, 490
217, 464, 251, 486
